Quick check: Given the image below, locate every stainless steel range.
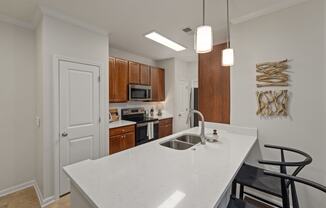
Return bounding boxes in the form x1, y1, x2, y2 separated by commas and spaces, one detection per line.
121, 108, 159, 145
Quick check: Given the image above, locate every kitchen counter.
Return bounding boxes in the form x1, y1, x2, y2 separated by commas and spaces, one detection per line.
152, 112, 173, 120
109, 120, 136, 129
64, 123, 257, 208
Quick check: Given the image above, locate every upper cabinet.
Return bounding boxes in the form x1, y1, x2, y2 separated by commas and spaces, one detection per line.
128, 61, 140, 84
128, 62, 151, 86
151, 67, 165, 101
109, 57, 165, 103
140, 64, 151, 85
109, 57, 129, 103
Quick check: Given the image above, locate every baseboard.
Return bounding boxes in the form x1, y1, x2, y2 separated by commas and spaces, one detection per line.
33, 182, 55, 208
0, 180, 35, 198
0, 180, 55, 208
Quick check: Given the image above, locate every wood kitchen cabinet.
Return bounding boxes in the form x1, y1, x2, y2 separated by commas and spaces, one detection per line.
128, 62, 151, 85
199, 43, 230, 123
151, 67, 165, 101
109, 125, 135, 155
109, 57, 129, 103
159, 118, 173, 138
140, 64, 151, 85
128, 61, 140, 84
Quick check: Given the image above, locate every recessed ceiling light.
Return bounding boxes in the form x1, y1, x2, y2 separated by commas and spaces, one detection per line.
145, 32, 186, 52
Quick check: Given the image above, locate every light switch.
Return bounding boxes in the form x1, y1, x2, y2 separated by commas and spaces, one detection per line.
36, 116, 41, 127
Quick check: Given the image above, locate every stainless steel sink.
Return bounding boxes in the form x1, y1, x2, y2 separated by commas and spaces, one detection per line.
176, 134, 201, 145
160, 140, 193, 150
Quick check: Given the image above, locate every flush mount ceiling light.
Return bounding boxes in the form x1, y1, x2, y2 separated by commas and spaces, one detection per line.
222, 0, 234, 67
195, 0, 213, 54
145, 32, 186, 52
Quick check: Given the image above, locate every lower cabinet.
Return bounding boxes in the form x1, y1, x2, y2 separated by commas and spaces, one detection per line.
109, 125, 135, 155
159, 118, 173, 138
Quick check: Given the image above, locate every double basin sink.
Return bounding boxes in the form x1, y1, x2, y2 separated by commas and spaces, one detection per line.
160, 134, 202, 150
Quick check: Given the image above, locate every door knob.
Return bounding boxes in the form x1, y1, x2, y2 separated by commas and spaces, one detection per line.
62, 132, 68, 137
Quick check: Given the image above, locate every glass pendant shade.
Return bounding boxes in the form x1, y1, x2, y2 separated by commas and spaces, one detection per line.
222, 48, 234, 66
195, 25, 213, 53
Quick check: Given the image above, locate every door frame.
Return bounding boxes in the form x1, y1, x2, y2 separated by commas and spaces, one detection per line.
53, 55, 108, 200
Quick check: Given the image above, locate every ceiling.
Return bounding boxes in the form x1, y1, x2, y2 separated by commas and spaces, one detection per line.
0, 0, 307, 62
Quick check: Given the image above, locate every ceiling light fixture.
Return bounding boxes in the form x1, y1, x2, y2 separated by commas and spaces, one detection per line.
222, 0, 234, 67
145, 32, 186, 52
195, 0, 213, 54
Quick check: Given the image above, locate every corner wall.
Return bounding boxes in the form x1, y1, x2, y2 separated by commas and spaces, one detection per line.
231, 0, 325, 206
0, 21, 36, 192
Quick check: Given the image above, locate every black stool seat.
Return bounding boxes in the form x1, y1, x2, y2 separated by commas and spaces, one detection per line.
227, 198, 257, 208
235, 164, 282, 197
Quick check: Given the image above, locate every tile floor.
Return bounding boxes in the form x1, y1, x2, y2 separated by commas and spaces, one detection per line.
0, 187, 69, 208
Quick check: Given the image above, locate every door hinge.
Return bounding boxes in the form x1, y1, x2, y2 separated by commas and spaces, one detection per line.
98, 76, 101, 82
99, 117, 101, 123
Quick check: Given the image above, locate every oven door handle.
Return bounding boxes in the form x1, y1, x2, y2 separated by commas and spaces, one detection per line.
137, 121, 159, 127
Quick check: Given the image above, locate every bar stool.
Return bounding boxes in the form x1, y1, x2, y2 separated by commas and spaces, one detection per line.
228, 171, 326, 208
232, 145, 312, 208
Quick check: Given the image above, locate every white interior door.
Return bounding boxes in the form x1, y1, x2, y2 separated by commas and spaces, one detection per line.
175, 80, 190, 132
59, 60, 100, 195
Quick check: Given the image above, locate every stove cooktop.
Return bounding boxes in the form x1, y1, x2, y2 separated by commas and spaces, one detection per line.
124, 116, 158, 124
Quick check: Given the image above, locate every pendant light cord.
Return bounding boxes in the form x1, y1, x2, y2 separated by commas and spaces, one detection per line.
226, 0, 230, 48
203, 0, 205, 25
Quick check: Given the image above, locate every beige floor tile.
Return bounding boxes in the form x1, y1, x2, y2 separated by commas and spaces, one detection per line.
0, 187, 70, 208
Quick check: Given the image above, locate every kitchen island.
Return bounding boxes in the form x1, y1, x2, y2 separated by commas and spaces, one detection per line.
64, 123, 257, 208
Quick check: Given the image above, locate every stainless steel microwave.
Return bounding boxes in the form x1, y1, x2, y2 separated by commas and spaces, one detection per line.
129, 85, 152, 101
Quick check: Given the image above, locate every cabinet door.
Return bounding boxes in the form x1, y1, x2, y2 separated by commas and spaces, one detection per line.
151, 67, 165, 101
109, 134, 124, 154
123, 131, 135, 150
128, 61, 140, 84
140, 64, 150, 85
115, 58, 129, 102
109, 57, 116, 102
159, 118, 173, 138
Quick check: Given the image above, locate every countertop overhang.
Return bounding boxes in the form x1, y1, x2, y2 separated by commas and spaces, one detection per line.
64, 123, 257, 208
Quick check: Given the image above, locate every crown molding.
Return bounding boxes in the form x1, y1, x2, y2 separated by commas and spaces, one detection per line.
39, 5, 109, 36
231, 0, 311, 24
0, 13, 34, 29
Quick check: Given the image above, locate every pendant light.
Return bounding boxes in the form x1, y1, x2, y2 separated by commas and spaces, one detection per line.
222, 0, 234, 66
195, 0, 213, 53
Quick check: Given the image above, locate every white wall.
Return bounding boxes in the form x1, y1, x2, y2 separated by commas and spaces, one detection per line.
35, 18, 44, 196
231, 0, 325, 206
157, 58, 176, 126
0, 21, 36, 191
109, 47, 157, 66
37, 15, 109, 199
157, 58, 198, 132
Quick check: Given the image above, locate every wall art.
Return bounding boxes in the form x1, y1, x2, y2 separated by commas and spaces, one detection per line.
256, 59, 289, 88
256, 90, 288, 116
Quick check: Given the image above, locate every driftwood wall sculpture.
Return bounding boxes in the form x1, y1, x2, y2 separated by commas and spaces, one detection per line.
256, 59, 289, 88
256, 90, 288, 116
255, 59, 290, 117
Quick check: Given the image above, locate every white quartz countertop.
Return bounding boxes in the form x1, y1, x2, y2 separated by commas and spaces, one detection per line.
152, 112, 173, 120
109, 120, 136, 129
64, 125, 257, 208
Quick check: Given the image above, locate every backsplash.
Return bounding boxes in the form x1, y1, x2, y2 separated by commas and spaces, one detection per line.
109, 101, 166, 117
